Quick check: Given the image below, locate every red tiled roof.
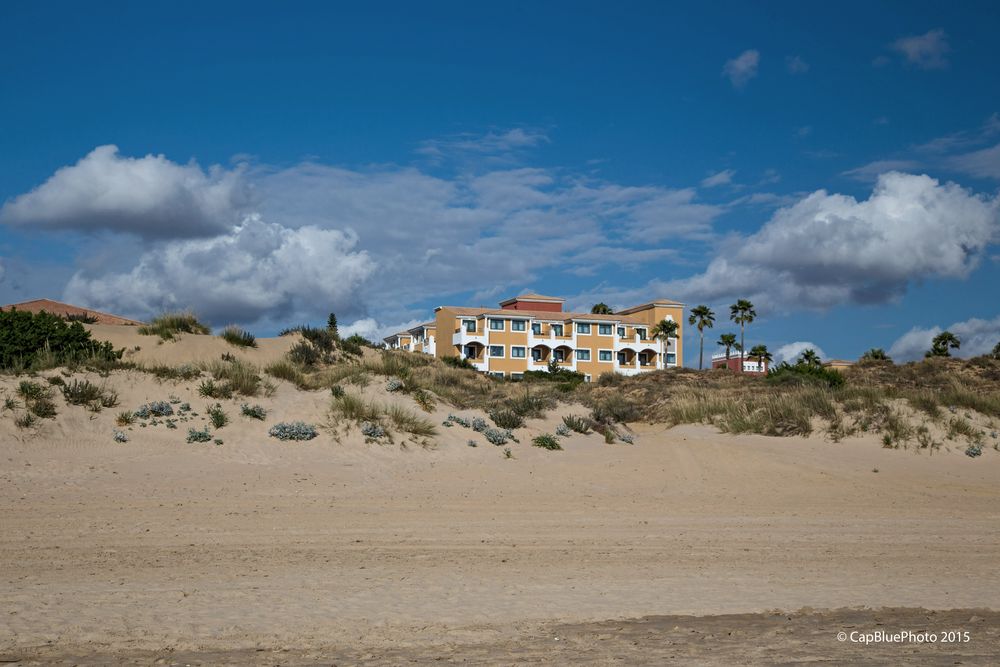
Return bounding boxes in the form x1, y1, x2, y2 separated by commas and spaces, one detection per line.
0, 299, 143, 326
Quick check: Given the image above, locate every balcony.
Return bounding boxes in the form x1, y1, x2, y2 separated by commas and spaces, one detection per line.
452, 328, 485, 346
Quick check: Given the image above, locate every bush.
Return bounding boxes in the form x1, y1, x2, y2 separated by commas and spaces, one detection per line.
113, 430, 129, 443
140, 363, 201, 381
265, 360, 306, 387
46, 376, 66, 386
220, 326, 257, 348
361, 421, 386, 439
29, 397, 57, 418
198, 379, 233, 399
385, 404, 437, 437
597, 372, 623, 387
340, 334, 368, 356
200, 358, 266, 397
506, 392, 550, 418
411, 388, 435, 412
18, 380, 51, 401
767, 362, 845, 388
385, 377, 405, 392
207, 403, 229, 429
268, 421, 318, 441
240, 403, 267, 420
0, 309, 121, 370
186, 427, 212, 443
532, 433, 562, 450
489, 408, 524, 429
300, 326, 337, 353
483, 427, 513, 445
14, 412, 36, 429
590, 394, 641, 424
288, 340, 323, 367
330, 385, 345, 398
442, 355, 475, 370
138, 312, 210, 340
562, 414, 592, 434
472, 416, 488, 432
555, 423, 571, 437
134, 401, 174, 419
116, 411, 135, 426
61, 379, 104, 405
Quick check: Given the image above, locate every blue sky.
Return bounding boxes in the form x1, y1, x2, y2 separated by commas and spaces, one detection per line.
1, 1, 999, 363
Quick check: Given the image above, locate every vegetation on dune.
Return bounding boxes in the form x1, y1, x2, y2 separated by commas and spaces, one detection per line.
926, 331, 960, 358
688, 305, 715, 370
137, 312, 210, 340
0, 309, 121, 371
729, 299, 756, 372
219, 325, 257, 348
590, 302, 613, 314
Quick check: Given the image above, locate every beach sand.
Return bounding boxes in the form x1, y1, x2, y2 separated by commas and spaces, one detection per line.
2, 331, 998, 663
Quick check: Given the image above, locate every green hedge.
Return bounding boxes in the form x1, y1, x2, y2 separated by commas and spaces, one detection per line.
0, 309, 120, 370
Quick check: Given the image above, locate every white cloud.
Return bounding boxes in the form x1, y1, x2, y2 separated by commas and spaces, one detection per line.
0, 145, 250, 238
0, 258, 5, 285
890, 29, 950, 69
723, 49, 760, 89
63, 215, 375, 327
785, 55, 809, 74
841, 159, 921, 181
416, 128, 549, 164
774, 341, 827, 365
889, 316, 1000, 361
657, 172, 999, 311
947, 143, 1000, 180
701, 169, 735, 188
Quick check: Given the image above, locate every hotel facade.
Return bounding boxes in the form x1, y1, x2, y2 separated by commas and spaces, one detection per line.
389, 293, 683, 381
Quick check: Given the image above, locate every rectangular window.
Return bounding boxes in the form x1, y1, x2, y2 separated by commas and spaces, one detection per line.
489, 345, 504, 358
552, 324, 564, 336
531, 322, 541, 334
576, 349, 591, 361
617, 326, 626, 338
488, 371, 505, 379
639, 353, 653, 366
636, 328, 647, 340
489, 318, 505, 331
598, 350, 613, 362
553, 349, 565, 362
531, 348, 543, 361
510, 372, 523, 381
617, 352, 627, 364
511, 320, 526, 331
511, 346, 526, 358
666, 353, 676, 365
584, 374, 592, 383
576, 323, 591, 335
598, 324, 612, 335
464, 320, 476, 333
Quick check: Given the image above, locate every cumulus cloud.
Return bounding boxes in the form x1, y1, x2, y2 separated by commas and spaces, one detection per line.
723, 49, 760, 89
889, 315, 1000, 361
701, 169, 735, 188
64, 215, 374, 327
774, 341, 827, 365
889, 29, 950, 69
658, 172, 999, 310
0, 145, 250, 238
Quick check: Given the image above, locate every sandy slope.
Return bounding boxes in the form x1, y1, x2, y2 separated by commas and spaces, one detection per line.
1, 344, 999, 662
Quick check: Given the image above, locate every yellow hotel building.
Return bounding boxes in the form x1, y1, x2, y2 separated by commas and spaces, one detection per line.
391, 292, 683, 381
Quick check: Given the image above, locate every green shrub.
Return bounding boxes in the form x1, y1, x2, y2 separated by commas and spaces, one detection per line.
186, 427, 212, 443
199, 358, 264, 396
506, 392, 550, 418
61, 379, 104, 405
597, 372, 624, 387
265, 360, 307, 387
562, 414, 592, 434
198, 379, 233, 399
140, 363, 201, 381
138, 312, 210, 340
268, 421, 318, 441
240, 403, 267, 420
590, 394, 641, 424
340, 334, 369, 356
288, 340, 322, 367
0, 309, 121, 370
532, 433, 562, 450
15, 412, 37, 429
17, 380, 51, 401
489, 407, 524, 429
116, 411, 135, 426
207, 403, 229, 429
411, 388, 435, 412
220, 325, 257, 348
766, 362, 844, 388
29, 397, 57, 418
385, 404, 437, 437
442, 355, 475, 370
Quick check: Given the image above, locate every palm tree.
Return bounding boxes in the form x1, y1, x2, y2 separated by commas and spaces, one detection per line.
729, 299, 756, 373
926, 331, 960, 358
717, 333, 738, 365
650, 318, 678, 346
590, 303, 613, 314
688, 305, 715, 370
798, 348, 821, 367
748, 344, 772, 372
861, 348, 890, 362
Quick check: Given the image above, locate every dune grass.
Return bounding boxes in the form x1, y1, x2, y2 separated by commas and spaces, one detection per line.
198, 358, 270, 397
329, 391, 436, 439
137, 312, 210, 340
220, 326, 257, 348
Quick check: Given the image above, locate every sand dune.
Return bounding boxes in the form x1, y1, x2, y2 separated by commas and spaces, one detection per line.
1, 332, 999, 663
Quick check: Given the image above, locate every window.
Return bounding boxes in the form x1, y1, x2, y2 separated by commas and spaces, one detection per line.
463, 345, 478, 358
531, 322, 541, 335
511, 346, 526, 358
598, 324, 612, 335
636, 328, 647, 340
639, 353, 653, 366
553, 349, 565, 362
598, 350, 613, 362
464, 320, 476, 333
666, 353, 676, 365
488, 371, 505, 379
489, 345, 504, 358
576, 323, 591, 334
489, 318, 505, 331
617, 352, 627, 364
584, 374, 592, 383
552, 324, 564, 337
510, 372, 524, 381
617, 326, 626, 338
511, 319, 526, 331
531, 348, 543, 361
576, 349, 591, 361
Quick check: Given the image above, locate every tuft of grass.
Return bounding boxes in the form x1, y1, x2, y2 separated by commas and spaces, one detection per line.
265, 360, 307, 388
907, 391, 942, 420
411, 388, 435, 413
29, 397, 57, 418
489, 407, 524, 430
61, 379, 105, 405
220, 325, 257, 348
46, 375, 66, 386
384, 403, 437, 437
139, 363, 202, 381
562, 414, 592, 434
138, 311, 210, 340
331, 392, 383, 424
17, 380, 51, 401
198, 379, 233, 399
207, 403, 229, 429
532, 433, 562, 450
590, 393, 642, 424
116, 410, 135, 426
199, 358, 265, 396
15, 412, 37, 429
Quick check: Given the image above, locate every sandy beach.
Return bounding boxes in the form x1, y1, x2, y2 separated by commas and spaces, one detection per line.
2, 355, 998, 664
